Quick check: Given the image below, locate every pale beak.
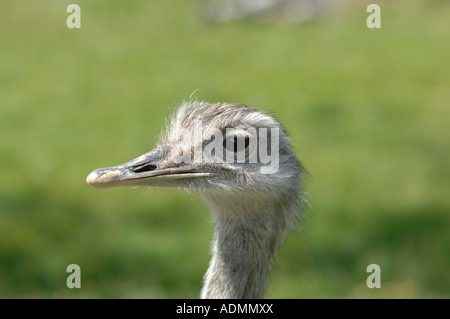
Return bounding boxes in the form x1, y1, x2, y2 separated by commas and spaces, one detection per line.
86, 145, 214, 188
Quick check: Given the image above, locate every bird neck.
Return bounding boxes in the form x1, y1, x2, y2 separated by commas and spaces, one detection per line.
200, 197, 291, 299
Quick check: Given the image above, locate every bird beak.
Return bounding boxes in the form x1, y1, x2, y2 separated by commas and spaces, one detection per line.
86, 145, 214, 188
86, 145, 213, 188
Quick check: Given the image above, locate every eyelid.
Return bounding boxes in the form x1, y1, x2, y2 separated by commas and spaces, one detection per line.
223, 128, 252, 138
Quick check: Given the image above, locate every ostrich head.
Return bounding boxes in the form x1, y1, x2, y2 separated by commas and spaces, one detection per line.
87, 101, 304, 298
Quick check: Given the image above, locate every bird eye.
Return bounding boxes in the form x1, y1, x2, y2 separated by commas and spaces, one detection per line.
223, 135, 250, 153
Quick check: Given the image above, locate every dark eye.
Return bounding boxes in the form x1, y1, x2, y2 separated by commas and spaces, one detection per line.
244, 136, 250, 149
223, 135, 250, 153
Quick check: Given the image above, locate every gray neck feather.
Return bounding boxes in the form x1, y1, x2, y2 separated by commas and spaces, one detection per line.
200, 194, 293, 299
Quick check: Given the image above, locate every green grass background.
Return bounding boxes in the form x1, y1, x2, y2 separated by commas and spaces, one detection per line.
1, 0, 449, 298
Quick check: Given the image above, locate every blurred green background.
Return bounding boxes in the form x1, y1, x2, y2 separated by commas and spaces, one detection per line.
1, 0, 449, 298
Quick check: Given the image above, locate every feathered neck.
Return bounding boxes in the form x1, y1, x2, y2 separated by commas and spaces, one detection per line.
200, 194, 295, 298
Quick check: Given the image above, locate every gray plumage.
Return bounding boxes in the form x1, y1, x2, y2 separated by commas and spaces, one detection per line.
87, 101, 304, 298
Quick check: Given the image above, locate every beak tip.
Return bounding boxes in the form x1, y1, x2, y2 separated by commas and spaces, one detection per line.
86, 168, 123, 187
86, 170, 100, 186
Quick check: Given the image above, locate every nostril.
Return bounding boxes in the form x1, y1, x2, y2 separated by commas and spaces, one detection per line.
133, 163, 158, 173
